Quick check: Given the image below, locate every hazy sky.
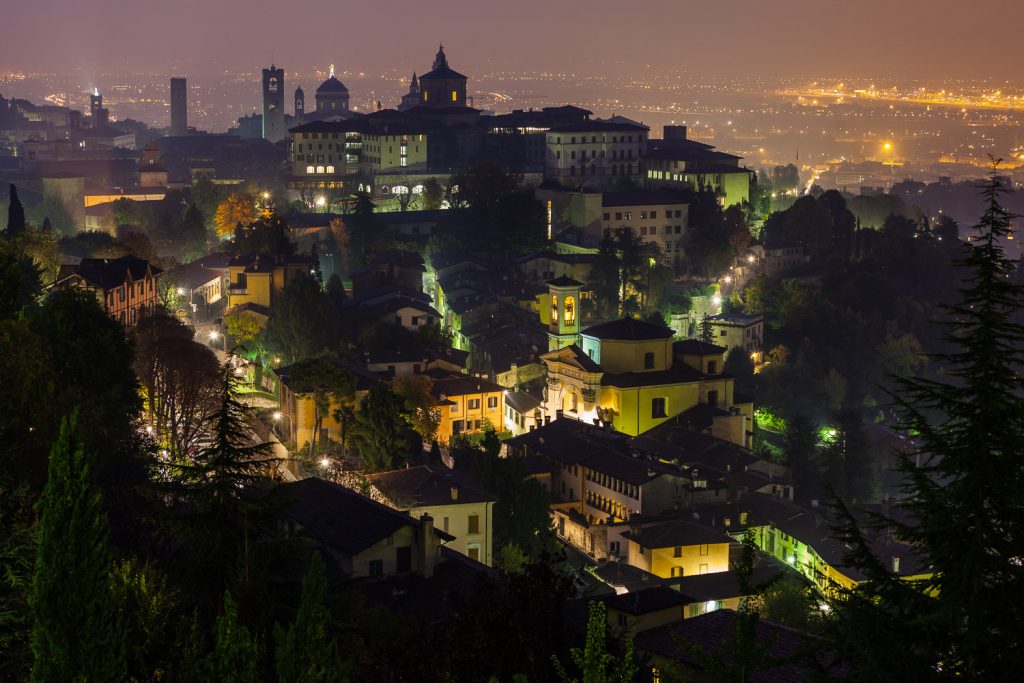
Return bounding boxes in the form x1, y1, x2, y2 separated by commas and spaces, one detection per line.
5, 0, 1024, 80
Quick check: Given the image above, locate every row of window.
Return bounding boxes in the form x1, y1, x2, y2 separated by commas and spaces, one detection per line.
672, 544, 712, 557
451, 396, 499, 413
561, 148, 636, 161
305, 165, 336, 175
606, 209, 685, 221
585, 470, 639, 500
555, 134, 642, 144
566, 163, 634, 177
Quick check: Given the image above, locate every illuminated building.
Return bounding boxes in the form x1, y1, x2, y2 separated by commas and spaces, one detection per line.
539, 318, 752, 440
369, 465, 496, 566
417, 45, 467, 109
642, 126, 752, 208
428, 371, 505, 444
623, 519, 733, 578
545, 118, 649, 187
706, 313, 763, 355
52, 255, 162, 330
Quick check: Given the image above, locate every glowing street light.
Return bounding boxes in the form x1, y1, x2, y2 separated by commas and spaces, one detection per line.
315, 196, 326, 208
273, 411, 283, 421
320, 457, 331, 469
747, 254, 756, 264
723, 275, 732, 284
208, 331, 219, 341
176, 287, 185, 295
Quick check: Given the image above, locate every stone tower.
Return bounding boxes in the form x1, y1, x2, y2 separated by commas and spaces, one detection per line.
294, 85, 305, 119
261, 65, 285, 142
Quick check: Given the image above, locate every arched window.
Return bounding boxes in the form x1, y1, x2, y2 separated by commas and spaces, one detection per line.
316, 165, 325, 174
551, 294, 558, 321
564, 296, 576, 326
325, 165, 335, 174
305, 165, 314, 174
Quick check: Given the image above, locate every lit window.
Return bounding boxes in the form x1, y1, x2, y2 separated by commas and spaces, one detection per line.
305, 165, 314, 174
326, 165, 335, 174
564, 295, 575, 325
451, 90, 457, 102
316, 165, 324, 174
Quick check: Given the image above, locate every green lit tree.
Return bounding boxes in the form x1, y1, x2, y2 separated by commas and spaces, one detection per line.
821, 407, 876, 504
781, 414, 821, 503
700, 313, 714, 343
200, 592, 260, 683
274, 552, 345, 683
30, 413, 125, 682
553, 600, 636, 683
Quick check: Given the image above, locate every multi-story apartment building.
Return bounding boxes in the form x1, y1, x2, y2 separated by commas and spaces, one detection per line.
600, 191, 689, 267
545, 119, 649, 187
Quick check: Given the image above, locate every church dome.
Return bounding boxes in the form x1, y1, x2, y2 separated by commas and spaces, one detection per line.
317, 75, 348, 94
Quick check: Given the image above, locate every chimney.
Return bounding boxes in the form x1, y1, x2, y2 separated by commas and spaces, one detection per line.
420, 513, 436, 577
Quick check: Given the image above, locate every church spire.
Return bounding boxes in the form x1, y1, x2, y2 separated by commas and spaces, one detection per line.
329, 63, 335, 78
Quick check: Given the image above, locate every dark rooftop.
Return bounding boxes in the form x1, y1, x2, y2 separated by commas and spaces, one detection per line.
582, 317, 675, 341
603, 586, 691, 615
279, 477, 435, 556
624, 519, 735, 550
368, 465, 495, 508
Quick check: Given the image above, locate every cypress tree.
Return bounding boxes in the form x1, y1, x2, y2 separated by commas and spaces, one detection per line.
700, 313, 714, 343
781, 414, 821, 503
274, 552, 344, 683
29, 413, 125, 682
831, 170, 1024, 679
6, 184, 26, 237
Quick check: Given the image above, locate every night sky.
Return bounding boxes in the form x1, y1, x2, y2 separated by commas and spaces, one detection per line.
5, 0, 1024, 79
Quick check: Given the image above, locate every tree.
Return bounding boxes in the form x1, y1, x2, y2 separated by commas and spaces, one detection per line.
781, 414, 820, 503
5, 184, 26, 237
393, 374, 440, 443
191, 175, 226, 228
224, 310, 264, 349
200, 592, 260, 683
347, 191, 377, 262
724, 346, 754, 395
215, 193, 258, 238
591, 230, 622, 318
553, 601, 636, 683
284, 358, 357, 450
134, 313, 222, 456
181, 204, 208, 259
274, 552, 345, 683
700, 313, 714, 343
172, 366, 276, 591
30, 413, 126, 682
422, 178, 444, 210
821, 407, 876, 504
348, 384, 419, 473
831, 171, 1024, 679
263, 271, 339, 363
232, 212, 295, 256
113, 558, 177, 681
0, 241, 42, 318
0, 474, 36, 680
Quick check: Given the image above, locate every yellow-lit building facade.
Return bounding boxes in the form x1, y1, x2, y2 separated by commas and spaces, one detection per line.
540, 317, 751, 442
226, 254, 311, 314
360, 131, 428, 175
624, 520, 733, 579
431, 373, 505, 444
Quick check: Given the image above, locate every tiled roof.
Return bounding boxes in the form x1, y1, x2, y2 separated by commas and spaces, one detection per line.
623, 519, 734, 549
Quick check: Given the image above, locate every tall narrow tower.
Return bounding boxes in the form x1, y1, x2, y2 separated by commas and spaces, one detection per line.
169, 77, 187, 136
261, 65, 285, 142
294, 86, 305, 119
545, 276, 583, 351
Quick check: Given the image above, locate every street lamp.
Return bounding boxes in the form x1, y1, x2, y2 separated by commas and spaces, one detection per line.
315, 196, 326, 212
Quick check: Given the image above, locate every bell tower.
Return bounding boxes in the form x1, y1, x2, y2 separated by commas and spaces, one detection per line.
545, 277, 583, 351
261, 64, 285, 142
294, 86, 305, 119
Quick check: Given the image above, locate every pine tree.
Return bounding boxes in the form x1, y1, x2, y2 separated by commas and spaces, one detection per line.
831, 170, 1024, 679
201, 592, 260, 683
173, 365, 275, 591
700, 313, 714, 343
29, 413, 125, 682
6, 184, 26, 237
274, 552, 345, 683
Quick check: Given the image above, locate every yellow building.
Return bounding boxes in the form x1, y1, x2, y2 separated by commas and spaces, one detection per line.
359, 129, 428, 175
623, 519, 733, 579
274, 358, 380, 449
226, 253, 312, 316
429, 371, 505, 444
540, 318, 751, 442
368, 465, 496, 566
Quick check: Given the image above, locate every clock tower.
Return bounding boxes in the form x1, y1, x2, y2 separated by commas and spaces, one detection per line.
261, 65, 285, 142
